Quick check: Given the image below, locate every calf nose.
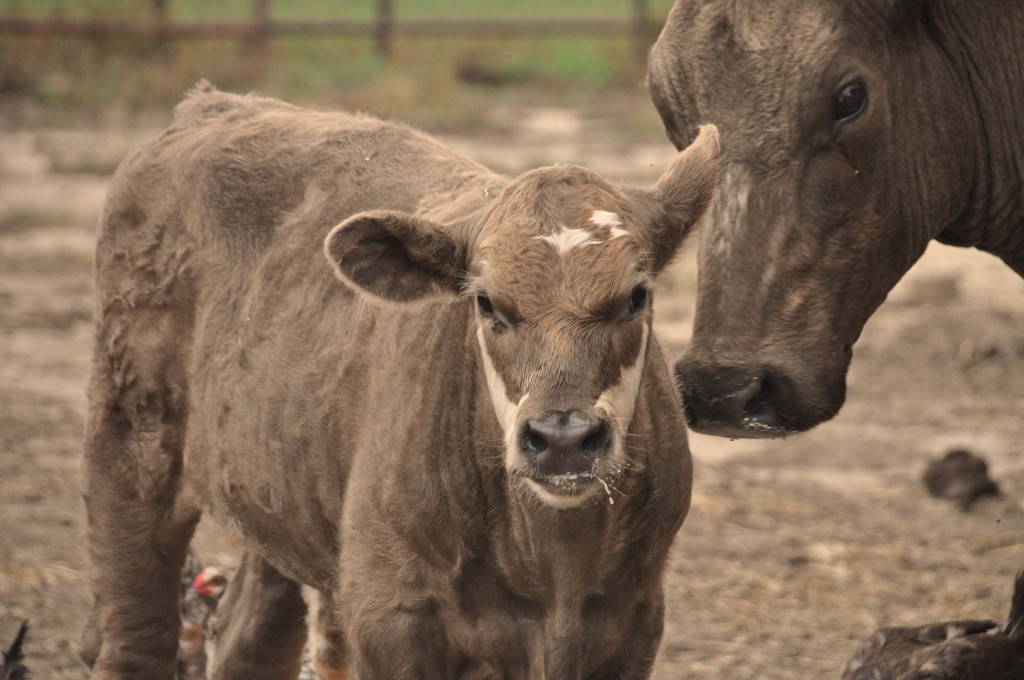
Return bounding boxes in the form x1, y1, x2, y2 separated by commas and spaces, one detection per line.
520, 411, 610, 475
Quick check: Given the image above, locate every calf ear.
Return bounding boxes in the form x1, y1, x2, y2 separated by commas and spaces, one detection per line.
644, 124, 719, 272
324, 209, 467, 302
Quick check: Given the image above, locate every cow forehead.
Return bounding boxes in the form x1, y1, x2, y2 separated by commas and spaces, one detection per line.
683, 2, 840, 164
716, 0, 835, 51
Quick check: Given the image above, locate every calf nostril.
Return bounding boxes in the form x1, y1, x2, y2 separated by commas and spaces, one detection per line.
581, 420, 610, 454
522, 424, 549, 454
521, 412, 611, 464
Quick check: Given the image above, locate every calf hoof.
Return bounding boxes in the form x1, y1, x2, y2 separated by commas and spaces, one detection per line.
78, 605, 102, 668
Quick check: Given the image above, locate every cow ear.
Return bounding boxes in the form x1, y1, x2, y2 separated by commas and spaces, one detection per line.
643, 124, 719, 272
324, 210, 467, 302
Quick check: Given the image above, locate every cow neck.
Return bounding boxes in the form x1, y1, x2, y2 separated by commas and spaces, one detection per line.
929, 0, 1024, 270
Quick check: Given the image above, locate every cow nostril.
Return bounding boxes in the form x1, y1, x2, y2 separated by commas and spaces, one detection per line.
741, 375, 784, 429
581, 421, 610, 455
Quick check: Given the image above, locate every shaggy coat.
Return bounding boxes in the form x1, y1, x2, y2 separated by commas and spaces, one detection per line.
80, 84, 718, 680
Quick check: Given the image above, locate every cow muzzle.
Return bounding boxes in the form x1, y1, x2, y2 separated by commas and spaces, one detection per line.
675, 359, 846, 439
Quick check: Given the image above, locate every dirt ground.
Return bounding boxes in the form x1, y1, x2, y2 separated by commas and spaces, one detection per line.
1, 92, 1023, 679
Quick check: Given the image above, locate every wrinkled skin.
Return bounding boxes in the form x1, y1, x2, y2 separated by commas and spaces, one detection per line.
648, 0, 1024, 437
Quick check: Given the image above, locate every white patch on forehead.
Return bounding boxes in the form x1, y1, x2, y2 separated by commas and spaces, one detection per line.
476, 328, 528, 464
595, 322, 649, 426
707, 164, 751, 258
533, 225, 600, 256
590, 210, 629, 240
590, 210, 622, 228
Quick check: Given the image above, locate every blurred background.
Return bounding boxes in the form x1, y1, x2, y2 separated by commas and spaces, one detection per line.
0, 0, 673, 130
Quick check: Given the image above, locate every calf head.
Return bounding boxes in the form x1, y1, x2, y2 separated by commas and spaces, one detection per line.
649, 0, 979, 437
326, 126, 718, 509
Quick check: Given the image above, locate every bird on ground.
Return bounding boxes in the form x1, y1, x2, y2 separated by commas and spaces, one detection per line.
178, 551, 228, 680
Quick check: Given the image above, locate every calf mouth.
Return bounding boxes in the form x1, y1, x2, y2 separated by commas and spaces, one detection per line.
520, 464, 624, 509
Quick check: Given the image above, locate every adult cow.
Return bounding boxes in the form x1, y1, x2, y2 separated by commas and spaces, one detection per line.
79, 84, 719, 679
647, 0, 1024, 437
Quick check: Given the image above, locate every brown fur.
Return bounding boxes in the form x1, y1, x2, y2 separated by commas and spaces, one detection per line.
81, 83, 717, 679
648, 0, 1024, 437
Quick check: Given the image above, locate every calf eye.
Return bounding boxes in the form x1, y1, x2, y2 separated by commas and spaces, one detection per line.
628, 286, 648, 315
833, 79, 867, 123
476, 294, 494, 316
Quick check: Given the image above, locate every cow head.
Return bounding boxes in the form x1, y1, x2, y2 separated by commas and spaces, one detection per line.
648, 0, 979, 437
325, 126, 718, 509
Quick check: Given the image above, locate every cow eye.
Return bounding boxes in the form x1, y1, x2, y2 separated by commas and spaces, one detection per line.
476, 294, 494, 316
833, 80, 867, 123
628, 286, 648, 315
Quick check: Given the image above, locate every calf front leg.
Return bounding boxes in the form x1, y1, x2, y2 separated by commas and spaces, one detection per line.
588, 593, 666, 680
81, 258, 199, 679
206, 550, 308, 680
82, 374, 199, 679
305, 589, 350, 680
344, 592, 452, 680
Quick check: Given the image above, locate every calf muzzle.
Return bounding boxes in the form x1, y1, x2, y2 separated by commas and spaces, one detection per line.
520, 410, 610, 476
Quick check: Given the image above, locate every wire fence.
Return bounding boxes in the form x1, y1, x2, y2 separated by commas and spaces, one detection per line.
0, 0, 661, 63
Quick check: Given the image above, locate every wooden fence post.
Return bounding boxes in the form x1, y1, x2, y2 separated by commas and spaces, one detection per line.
375, 0, 393, 59
249, 0, 270, 57
631, 0, 650, 65
152, 0, 169, 55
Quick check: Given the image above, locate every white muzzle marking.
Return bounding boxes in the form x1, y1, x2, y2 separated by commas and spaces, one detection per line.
476, 327, 528, 466
595, 322, 649, 428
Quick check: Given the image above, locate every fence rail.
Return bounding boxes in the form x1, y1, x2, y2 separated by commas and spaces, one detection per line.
0, 11, 660, 62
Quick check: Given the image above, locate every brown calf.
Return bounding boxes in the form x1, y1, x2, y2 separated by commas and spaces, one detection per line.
80, 83, 718, 679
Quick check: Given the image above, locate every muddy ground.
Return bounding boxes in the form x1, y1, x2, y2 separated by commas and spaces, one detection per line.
1, 93, 1023, 679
